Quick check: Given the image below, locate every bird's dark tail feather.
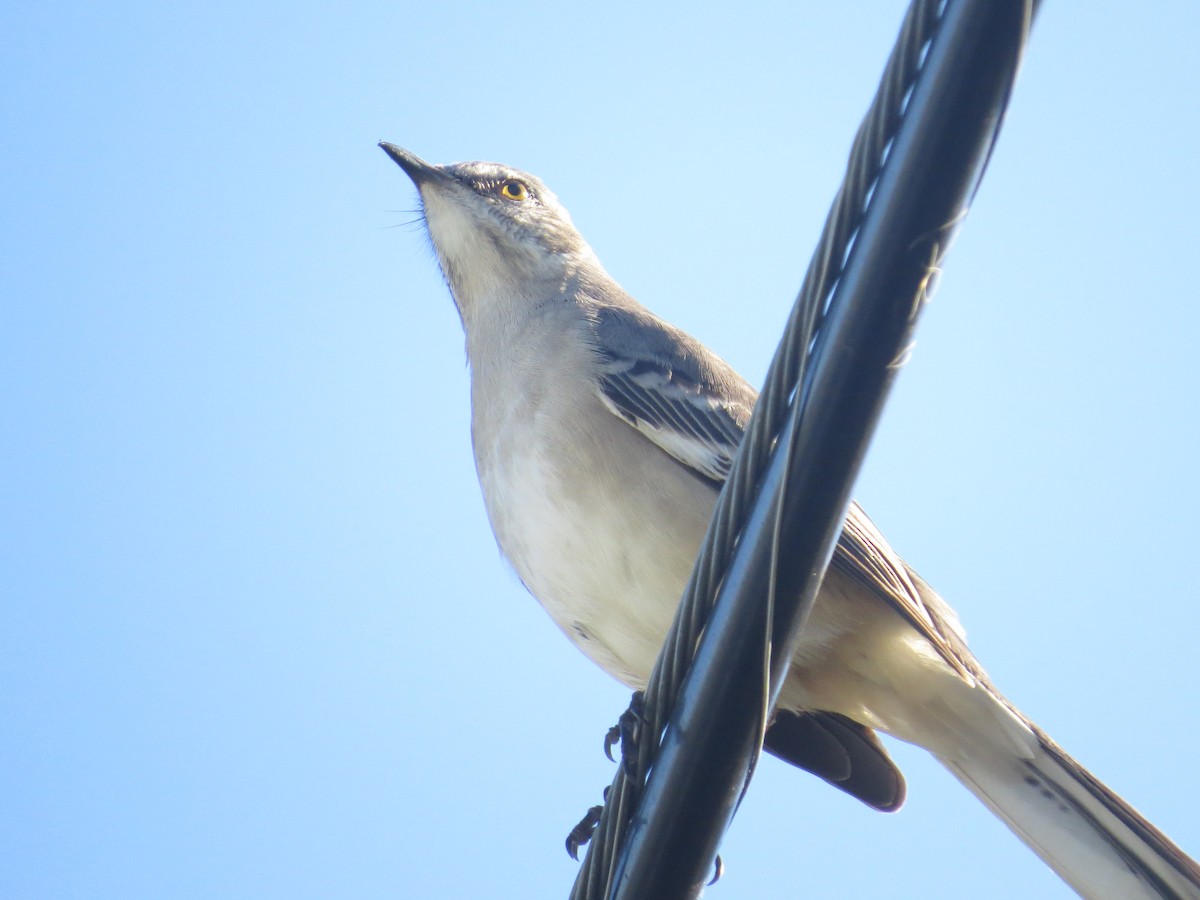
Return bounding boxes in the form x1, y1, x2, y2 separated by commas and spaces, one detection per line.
940, 727, 1200, 899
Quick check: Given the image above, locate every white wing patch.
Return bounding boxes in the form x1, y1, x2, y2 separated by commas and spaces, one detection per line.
596, 355, 746, 483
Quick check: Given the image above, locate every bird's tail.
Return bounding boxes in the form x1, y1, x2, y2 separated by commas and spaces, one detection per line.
939, 727, 1200, 899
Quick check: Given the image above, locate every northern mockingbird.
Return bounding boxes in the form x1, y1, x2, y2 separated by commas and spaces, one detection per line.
379, 142, 1200, 899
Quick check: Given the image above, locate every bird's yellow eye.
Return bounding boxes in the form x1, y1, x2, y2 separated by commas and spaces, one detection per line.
499, 180, 528, 201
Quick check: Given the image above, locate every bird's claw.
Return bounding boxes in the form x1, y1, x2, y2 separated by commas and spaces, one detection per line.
709, 854, 724, 885
604, 691, 645, 765
603, 723, 620, 762
566, 805, 604, 860
618, 691, 645, 778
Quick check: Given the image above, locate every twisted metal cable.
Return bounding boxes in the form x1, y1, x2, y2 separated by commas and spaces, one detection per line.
571, 1, 946, 896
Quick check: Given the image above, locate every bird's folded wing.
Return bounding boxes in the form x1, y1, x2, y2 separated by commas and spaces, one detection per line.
588, 307, 980, 682
595, 352, 746, 482
834, 504, 978, 681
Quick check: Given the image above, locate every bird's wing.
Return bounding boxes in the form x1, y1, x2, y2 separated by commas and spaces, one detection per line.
594, 351, 748, 483
834, 503, 977, 681
589, 304, 754, 483
588, 304, 979, 682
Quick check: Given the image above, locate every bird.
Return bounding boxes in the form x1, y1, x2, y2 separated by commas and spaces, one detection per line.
379, 141, 1200, 899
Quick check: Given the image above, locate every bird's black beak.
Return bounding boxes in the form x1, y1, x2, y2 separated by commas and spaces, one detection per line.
378, 142, 448, 187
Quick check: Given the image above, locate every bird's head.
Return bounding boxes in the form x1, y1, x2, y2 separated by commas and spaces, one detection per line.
380, 143, 598, 323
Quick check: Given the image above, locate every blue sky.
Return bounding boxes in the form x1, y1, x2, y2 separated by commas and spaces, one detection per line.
3, 2, 1199, 898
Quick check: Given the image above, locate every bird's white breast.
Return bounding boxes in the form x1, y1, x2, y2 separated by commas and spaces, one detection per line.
467, 322, 716, 687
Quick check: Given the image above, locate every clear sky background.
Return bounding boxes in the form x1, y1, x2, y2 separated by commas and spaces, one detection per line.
3, 2, 1199, 898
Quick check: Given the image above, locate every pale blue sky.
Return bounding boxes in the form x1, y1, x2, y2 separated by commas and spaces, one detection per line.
3, 2, 1199, 898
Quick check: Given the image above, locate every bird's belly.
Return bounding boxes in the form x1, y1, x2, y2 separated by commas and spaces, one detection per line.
473, 397, 862, 690
473, 397, 724, 685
